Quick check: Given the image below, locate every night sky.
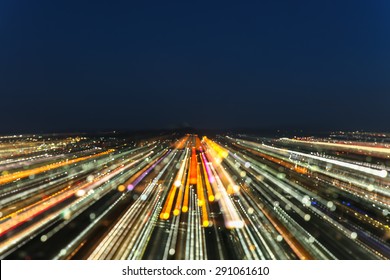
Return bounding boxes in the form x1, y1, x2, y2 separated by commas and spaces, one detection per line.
1, 1, 390, 133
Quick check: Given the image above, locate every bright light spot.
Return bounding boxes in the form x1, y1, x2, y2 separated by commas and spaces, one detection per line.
304, 214, 311, 221
367, 184, 375, 192
307, 236, 315, 243
89, 213, 96, 220
327, 201, 334, 208
350, 232, 358, 239
160, 212, 169, 220
244, 162, 251, 168
140, 194, 147, 201
63, 210, 71, 220
382, 209, 389, 216
240, 171, 246, 177
87, 175, 94, 182
225, 220, 244, 229
173, 209, 180, 216
276, 235, 283, 242
127, 184, 134, 191
117, 185, 126, 192
247, 207, 254, 214
302, 195, 311, 207
256, 175, 264, 181
169, 249, 175, 255
379, 170, 388, 178
40, 235, 47, 242
76, 189, 86, 197
174, 180, 181, 187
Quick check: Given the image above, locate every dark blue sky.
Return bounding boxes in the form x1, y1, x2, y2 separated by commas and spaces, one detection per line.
1, 0, 390, 133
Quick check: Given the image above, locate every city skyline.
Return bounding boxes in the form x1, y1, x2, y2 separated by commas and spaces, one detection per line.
1, 132, 390, 260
